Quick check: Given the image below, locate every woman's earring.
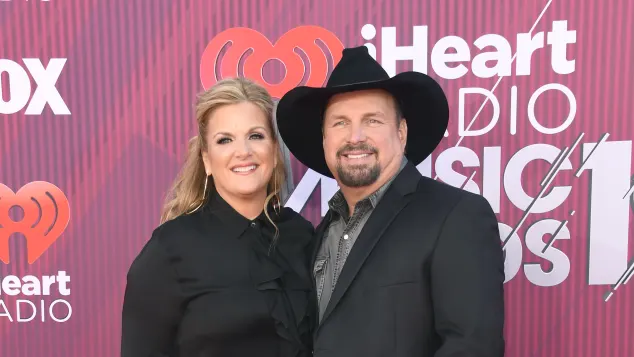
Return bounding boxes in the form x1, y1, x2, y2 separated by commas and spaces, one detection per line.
273, 170, 281, 215
188, 175, 208, 214
202, 175, 208, 199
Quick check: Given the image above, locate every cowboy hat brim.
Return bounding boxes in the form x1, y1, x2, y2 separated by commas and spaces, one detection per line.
276, 71, 449, 178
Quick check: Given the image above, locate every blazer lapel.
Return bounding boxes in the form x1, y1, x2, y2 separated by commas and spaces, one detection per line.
309, 210, 333, 333
318, 163, 421, 328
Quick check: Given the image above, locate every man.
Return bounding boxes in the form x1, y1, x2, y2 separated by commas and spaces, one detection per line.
276, 46, 505, 357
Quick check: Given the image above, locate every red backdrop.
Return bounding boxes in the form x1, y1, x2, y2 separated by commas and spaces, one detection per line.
0, 1, 633, 356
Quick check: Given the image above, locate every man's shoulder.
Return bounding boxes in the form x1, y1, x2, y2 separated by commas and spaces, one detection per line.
413, 175, 474, 200
410, 175, 493, 213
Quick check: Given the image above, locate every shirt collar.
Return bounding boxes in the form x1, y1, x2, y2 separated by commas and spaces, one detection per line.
202, 190, 274, 239
328, 157, 408, 218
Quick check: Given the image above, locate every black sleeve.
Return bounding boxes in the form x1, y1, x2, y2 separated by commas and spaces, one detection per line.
431, 193, 506, 357
121, 231, 183, 357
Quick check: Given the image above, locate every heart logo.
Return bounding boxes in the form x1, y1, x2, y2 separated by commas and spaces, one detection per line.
0, 181, 70, 264
200, 26, 344, 99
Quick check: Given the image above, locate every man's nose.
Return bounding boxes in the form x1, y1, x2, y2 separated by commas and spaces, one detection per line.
347, 123, 367, 143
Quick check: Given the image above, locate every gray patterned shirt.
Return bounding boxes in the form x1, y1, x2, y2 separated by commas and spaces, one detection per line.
314, 158, 407, 322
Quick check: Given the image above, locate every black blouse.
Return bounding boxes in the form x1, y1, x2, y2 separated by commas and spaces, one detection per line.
121, 191, 315, 357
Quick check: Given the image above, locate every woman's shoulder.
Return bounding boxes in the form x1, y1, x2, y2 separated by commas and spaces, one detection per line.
277, 207, 315, 234
127, 211, 212, 277
154, 210, 198, 233
271, 207, 315, 252
136, 210, 210, 258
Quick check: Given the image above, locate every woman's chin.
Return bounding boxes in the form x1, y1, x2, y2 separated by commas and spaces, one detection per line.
226, 185, 268, 200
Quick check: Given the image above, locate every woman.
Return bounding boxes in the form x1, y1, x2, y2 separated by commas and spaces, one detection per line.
121, 77, 315, 356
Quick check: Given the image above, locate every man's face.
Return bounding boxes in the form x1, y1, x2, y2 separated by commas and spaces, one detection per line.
322, 89, 407, 188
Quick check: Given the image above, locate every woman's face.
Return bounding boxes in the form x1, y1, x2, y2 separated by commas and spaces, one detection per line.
202, 101, 276, 203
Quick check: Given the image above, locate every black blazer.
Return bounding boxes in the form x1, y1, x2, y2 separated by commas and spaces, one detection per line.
310, 162, 505, 357
121, 191, 314, 357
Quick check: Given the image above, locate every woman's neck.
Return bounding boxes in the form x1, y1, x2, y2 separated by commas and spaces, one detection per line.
217, 189, 267, 220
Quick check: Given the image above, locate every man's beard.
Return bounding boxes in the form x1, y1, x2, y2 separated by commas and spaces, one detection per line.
335, 143, 380, 187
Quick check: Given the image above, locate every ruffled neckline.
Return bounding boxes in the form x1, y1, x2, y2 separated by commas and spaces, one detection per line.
202, 191, 313, 355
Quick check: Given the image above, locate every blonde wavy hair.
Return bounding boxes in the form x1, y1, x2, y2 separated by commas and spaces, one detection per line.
160, 77, 287, 235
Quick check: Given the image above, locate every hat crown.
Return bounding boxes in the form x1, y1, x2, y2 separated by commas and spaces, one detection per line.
275, 45, 449, 178
326, 46, 390, 87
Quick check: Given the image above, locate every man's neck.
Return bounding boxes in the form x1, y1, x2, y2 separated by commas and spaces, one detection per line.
340, 184, 382, 216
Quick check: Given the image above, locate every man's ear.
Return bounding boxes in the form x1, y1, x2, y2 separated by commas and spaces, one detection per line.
398, 118, 408, 150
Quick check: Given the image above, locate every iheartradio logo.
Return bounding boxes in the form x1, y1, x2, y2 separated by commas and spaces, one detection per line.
200, 26, 344, 99
0, 181, 72, 323
0, 181, 70, 264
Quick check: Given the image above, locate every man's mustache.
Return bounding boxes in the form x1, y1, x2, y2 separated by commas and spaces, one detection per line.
336, 143, 378, 157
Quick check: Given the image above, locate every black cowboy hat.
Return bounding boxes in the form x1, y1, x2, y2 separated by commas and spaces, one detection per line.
276, 45, 449, 178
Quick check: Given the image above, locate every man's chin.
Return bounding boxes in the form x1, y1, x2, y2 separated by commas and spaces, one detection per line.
337, 167, 380, 188
339, 162, 373, 172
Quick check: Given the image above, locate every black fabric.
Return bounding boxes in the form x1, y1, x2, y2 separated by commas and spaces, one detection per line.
121, 191, 314, 357
309, 163, 506, 357
276, 45, 449, 177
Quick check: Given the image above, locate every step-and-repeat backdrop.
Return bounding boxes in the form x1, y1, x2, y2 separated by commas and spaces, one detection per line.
1, 0, 633, 356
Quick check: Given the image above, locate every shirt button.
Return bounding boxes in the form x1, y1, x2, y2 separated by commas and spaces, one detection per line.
250, 222, 257, 228
343, 234, 349, 240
